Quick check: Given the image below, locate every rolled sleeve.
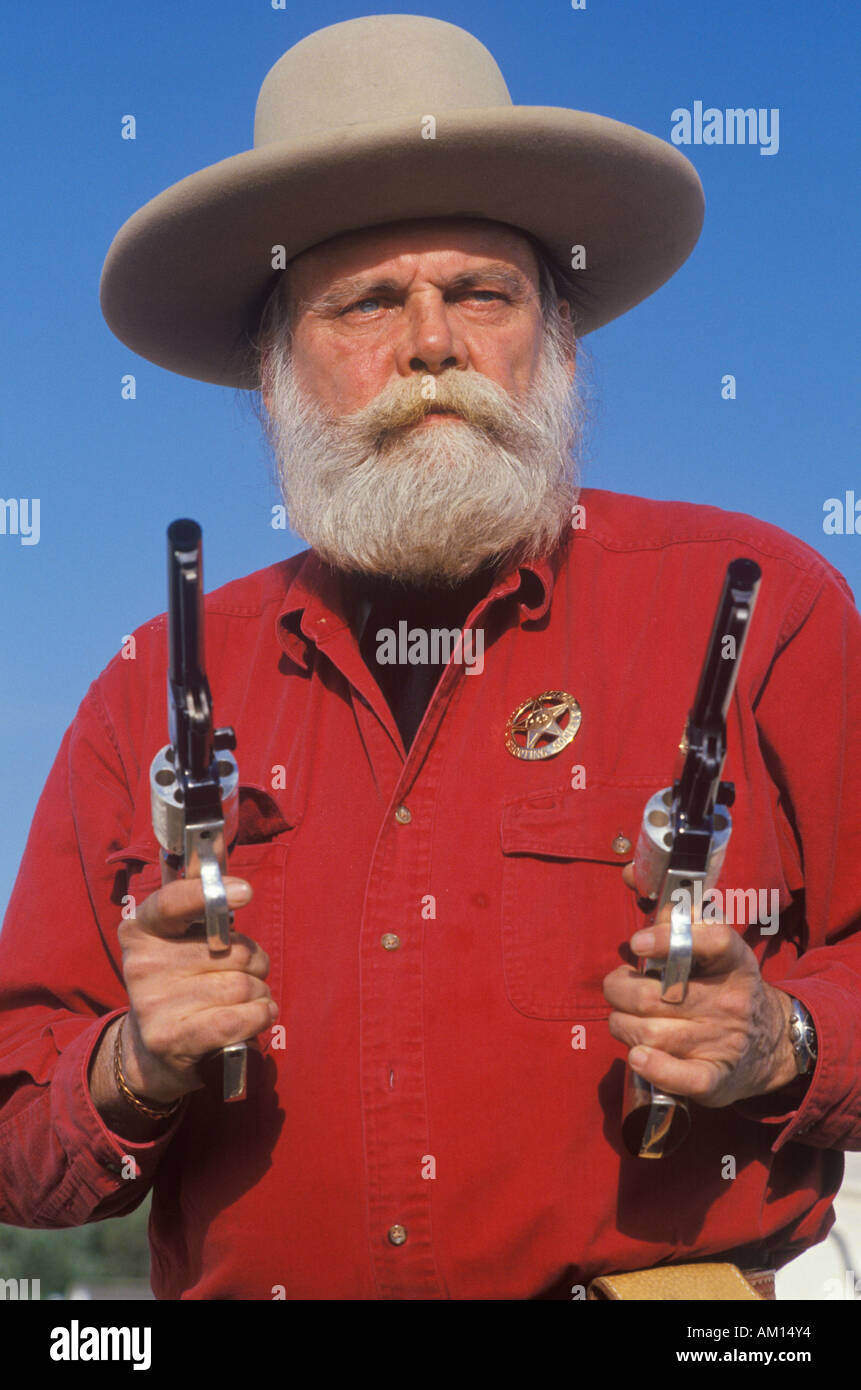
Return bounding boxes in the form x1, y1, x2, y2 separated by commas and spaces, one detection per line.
0, 655, 176, 1226
739, 566, 861, 1152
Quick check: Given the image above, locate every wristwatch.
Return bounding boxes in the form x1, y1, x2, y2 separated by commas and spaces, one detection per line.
788, 998, 817, 1076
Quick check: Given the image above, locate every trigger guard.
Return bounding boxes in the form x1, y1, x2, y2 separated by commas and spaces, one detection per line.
661, 896, 693, 1003
200, 851, 231, 953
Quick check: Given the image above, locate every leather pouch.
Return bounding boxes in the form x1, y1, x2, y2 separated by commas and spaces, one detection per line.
587, 1263, 771, 1300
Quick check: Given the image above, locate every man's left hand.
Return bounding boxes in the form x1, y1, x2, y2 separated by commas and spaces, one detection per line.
603, 878, 799, 1107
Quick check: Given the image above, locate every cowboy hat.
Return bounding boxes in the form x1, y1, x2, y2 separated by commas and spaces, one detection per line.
99, 13, 704, 389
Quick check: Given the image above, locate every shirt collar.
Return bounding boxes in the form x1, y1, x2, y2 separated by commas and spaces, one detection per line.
276, 545, 559, 668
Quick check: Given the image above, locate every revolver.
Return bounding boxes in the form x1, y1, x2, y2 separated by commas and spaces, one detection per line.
149, 518, 246, 1103
621, 557, 762, 1159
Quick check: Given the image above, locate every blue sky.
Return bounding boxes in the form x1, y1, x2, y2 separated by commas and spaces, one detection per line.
2, 0, 859, 913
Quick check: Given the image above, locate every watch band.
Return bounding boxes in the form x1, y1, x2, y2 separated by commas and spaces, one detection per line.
788, 998, 817, 1076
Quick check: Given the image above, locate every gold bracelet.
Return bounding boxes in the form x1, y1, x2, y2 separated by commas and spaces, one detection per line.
113, 1015, 183, 1121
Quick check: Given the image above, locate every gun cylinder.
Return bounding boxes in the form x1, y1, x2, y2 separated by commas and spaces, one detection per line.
150, 746, 239, 857
632, 787, 731, 905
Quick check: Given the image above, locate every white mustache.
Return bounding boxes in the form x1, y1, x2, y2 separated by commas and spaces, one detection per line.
337, 369, 542, 447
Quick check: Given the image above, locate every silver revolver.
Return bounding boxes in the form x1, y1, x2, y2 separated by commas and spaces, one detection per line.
149, 518, 245, 1102
621, 557, 761, 1158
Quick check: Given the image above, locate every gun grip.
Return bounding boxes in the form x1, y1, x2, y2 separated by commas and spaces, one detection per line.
220, 1043, 248, 1103
622, 1070, 691, 1158
621, 890, 694, 1157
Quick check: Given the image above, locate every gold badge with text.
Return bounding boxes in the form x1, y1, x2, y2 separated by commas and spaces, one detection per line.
505, 691, 581, 761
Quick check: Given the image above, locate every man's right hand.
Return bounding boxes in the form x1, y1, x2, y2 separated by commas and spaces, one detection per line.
89, 875, 276, 1132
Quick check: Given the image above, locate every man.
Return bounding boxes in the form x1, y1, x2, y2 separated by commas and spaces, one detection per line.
0, 15, 859, 1301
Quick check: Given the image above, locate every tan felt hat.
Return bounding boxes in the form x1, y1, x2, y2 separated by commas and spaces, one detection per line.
99, 13, 705, 389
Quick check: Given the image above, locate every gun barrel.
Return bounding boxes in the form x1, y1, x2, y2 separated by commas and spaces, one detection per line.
689, 557, 761, 732
677, 558, 761, 831
167, 518, 214, 788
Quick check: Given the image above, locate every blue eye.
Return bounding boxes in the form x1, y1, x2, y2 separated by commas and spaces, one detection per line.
353, 298, 381, 313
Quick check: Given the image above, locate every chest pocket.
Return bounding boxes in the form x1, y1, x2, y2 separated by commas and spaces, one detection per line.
500, 784, 650, 1020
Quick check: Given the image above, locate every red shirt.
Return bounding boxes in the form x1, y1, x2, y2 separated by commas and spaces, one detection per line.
1, 488, 860, 1300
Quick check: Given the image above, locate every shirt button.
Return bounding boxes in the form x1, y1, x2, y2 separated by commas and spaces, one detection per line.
388, 1224, 408, 1246
612, 834, 632, 856
381, 933, 400, 951
394, 805, 412, 825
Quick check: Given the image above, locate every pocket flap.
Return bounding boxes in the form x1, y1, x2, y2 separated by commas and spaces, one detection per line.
105, 784, 296, 868
500, 784, 650, 863
106, 843, 159, 867
235, 786, 293, 843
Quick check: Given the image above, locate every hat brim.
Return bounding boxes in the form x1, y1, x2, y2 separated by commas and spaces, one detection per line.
99, 106, 704, 388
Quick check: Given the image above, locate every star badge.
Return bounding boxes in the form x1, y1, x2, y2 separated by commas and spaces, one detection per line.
505, 691, 582, 761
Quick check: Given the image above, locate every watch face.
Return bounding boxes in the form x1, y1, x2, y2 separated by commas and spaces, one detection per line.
790, 1001, 817, 1073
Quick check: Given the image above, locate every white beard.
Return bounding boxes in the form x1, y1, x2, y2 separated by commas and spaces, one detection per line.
261, 318, 585, 587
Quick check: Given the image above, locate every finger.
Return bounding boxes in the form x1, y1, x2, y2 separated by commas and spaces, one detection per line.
622, 863, 686, 910
611, 1010, 688, 1057
627, 1044, 723, 1103
621, 862, 669, 899
139, 970, 275, 1020
198, 969, 275, 1012
127, 992, 278, 1086
119, 921, 270, 980
603, 964, 664, 1014
604, 966, 713, 1018
192, 997, 280, 1054
629, 920, 746, 975
608, 1005, 730, 1057
133, 876, 253, 939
